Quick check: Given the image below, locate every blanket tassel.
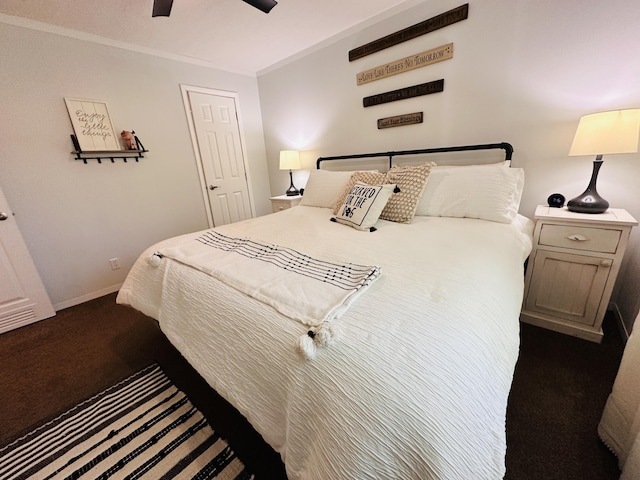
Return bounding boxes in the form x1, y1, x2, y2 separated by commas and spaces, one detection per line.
148, 252, 163, 268
295, 324, 338, 360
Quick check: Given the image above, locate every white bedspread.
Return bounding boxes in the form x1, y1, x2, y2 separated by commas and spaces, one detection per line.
117, 206, 534, 480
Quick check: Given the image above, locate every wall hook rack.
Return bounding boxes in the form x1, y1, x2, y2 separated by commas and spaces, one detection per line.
70, 133, 149, 164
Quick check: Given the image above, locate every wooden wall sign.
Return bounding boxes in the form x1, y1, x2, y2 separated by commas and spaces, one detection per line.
378, 112, 424, 129
64, 98, 119, 151
363, 79, 444, 108
357, 44, 453, 85
349, 4, 468, 62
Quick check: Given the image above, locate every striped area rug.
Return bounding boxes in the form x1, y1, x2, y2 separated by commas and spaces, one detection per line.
0, 364, 254, 480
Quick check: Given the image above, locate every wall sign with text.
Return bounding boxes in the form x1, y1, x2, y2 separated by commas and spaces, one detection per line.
363, 79, 444, 108
64, 98, 119, 151
349, 4, 468, 62
377, 112, 424, 129
357, 44, 453, 85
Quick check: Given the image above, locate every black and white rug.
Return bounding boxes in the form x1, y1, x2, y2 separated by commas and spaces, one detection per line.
0, 364, 254, 480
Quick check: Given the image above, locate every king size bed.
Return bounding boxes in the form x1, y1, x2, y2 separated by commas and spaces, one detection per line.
117, 143, 534, 479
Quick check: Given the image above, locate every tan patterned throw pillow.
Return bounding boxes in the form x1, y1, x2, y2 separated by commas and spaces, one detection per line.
380, 162, 436, 223
333, 171, 386, 215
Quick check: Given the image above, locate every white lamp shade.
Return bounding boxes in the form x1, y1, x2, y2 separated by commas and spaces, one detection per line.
569, 109, 640, 156
279, 150, 301, 170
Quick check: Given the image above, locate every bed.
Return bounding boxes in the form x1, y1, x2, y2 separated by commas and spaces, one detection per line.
117, 143, 534, 479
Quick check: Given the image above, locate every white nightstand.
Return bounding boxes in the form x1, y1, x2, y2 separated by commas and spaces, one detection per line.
270, 194, 302, 213
520, 205, 637, 343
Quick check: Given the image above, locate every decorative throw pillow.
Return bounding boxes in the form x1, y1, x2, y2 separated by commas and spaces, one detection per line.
334, 182, 397, 231
333, 171, 386, 215
380, 162, 436, 223
415, 164, 525, 223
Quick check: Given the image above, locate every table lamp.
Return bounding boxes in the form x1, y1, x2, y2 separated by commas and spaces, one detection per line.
567, 109, 640, 213
279, 150, 301, 196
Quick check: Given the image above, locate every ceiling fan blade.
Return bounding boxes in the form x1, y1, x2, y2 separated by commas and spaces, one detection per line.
242, 0, 278, 14
152, 0, 174, 17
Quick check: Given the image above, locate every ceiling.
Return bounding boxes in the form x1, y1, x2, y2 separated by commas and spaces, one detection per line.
0, 0, 424, 75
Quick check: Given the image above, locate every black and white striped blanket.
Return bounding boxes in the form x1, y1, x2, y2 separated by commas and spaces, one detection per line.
155, 231, 380, 327
0, 365, 252, 480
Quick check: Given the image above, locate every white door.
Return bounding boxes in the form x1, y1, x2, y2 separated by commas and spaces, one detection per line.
186, 90, 254, 227
0, 187, 55, 334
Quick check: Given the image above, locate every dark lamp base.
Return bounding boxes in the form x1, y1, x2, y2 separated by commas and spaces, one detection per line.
566, 195, 609, 214
285, 169, 299, 196
566, 158, 609, 214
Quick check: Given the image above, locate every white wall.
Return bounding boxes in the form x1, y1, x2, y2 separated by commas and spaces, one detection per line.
3, 0, 640, 332
258, 0, 640, 333
0, 22, 271, 310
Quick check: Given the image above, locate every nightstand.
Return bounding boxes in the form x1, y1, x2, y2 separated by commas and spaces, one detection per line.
270, 194, 302, 213
521, 206, 637, 343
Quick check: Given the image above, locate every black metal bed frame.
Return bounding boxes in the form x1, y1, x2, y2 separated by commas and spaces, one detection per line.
316, 142, 514, 170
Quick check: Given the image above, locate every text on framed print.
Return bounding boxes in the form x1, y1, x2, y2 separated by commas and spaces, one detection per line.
64, 98, 119, 151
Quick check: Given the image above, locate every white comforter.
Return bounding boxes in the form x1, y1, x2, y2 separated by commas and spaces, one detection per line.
117, 206, 534, 480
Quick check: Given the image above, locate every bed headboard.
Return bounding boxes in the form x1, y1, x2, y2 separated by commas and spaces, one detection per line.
316, 142, 514, 170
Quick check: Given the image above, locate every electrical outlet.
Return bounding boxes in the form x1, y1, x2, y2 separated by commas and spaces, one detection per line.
109, 258, 121, 270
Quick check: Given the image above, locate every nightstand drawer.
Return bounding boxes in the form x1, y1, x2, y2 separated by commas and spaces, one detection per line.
270, 195, 302, 213
272, 200, 291, 213
538, 224, 621, 253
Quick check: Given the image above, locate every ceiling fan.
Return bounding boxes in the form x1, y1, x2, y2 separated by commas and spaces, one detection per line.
152, 0, 278, 17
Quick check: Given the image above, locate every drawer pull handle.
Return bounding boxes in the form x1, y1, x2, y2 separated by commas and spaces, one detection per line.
567, 234, 588, 242
600, 260, 613, 267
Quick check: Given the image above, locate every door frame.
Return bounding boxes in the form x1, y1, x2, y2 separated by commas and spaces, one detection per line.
180, 84, 256, 227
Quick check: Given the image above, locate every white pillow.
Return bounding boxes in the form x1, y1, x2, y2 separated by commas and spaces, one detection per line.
415, 165, 524, 223
334, 182, 397, 231
300, 170, 357, 208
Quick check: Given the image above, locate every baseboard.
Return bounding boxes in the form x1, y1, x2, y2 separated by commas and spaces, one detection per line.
53, 283, 122, 311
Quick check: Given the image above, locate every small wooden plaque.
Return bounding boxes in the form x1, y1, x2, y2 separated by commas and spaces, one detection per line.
357, 44, 453, 85
378, 112, 424, 129
349, 4, 468, 62
363, 79, 444, 108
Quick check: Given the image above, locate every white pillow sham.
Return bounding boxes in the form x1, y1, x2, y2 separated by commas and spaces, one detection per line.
300, 170, 359, 208
415, 164, 524, 223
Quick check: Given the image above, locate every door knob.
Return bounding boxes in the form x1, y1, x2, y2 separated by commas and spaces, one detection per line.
0, 212, 8, 221
208, 185, 220, 191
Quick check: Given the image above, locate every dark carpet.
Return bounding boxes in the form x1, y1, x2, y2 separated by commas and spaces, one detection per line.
506, 316, 623, 479
0, 293, 624, 479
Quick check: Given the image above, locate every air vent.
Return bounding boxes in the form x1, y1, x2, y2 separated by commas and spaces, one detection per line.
0, 308, 37, 334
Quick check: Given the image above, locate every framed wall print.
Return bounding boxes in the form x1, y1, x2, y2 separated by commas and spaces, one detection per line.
64, 98, 119, 151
